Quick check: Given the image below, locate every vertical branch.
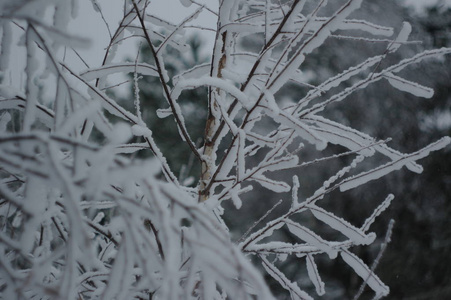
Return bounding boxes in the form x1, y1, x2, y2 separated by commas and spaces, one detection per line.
131, 0, 202, 167
200, 0, 303, 198
133, 45, 143, 123
200, 22, 228, 202
23, 25, 39, 132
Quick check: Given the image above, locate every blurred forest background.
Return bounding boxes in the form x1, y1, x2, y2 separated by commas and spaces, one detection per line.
118, 0, 450, 298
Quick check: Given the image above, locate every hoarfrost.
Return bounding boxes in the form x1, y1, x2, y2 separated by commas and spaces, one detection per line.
384, 72, 434, 98
0, 0, 449, 299
388, 22, 412, 53
80, 63, 158, 81
306, 254, 325, 296
261, 255, 313, 300
341, 250, 389, 297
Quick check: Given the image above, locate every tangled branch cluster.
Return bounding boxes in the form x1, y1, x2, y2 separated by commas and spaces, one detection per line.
0, 0, 449, 299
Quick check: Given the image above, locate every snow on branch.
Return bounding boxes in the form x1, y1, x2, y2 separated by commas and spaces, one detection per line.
0, 0, 449, 299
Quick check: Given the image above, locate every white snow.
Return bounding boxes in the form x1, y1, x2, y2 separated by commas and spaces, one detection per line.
80, 63, 158, 81
384, 72, 434, 98
285, 219, 338, 259
309, 205, 376, 245
388, 22, 412, 53
261, 255, 313, 300
341, 250, 389, 297
340, 137, 451, 192
306, 254, 325, 296
1, 0, 449, 298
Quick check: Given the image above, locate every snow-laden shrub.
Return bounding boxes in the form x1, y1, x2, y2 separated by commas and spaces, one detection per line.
0, 0, 449, 299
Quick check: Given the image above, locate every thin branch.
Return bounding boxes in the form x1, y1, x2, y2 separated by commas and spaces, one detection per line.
91, 0, 113, 39
237, 199, 283, 243
132, 0, 202, 163
353, 220, 395, 300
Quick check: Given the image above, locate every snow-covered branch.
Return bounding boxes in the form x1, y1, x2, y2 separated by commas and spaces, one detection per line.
0, 0, 449, 299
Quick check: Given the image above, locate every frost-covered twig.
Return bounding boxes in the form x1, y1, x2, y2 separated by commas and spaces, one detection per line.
132, 0, 202, 163
353, 219, 395, 300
